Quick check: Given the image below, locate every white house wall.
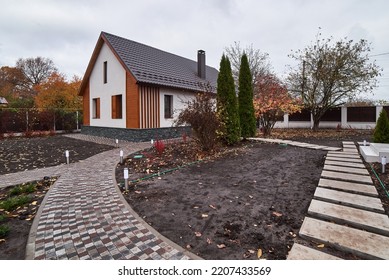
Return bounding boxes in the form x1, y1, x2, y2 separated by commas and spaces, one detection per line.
89, 43, 126, 128
159, 88, 195, 127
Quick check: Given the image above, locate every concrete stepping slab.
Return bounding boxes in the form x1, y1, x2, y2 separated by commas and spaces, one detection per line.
314, 187, 384, 213
343, 148, 359, 153
318, 178, 378, 197
325, 156, 363, 163
328, 151, 360, 155
308, 200, 389, 236
326, 153, 360, 159
343, 144, 357, 148
342, 141, 355, 145
299, 217, 389, 259
287, 243, 342, 260
325, 160, 366, 169
323, 165, 369, 175
321, 170, 373, 184
322, 147, 342, 151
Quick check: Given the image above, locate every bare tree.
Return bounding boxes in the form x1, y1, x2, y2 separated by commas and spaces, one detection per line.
16, 57, 57, 91
225, 41, 271, 87
287, 32, 381, 130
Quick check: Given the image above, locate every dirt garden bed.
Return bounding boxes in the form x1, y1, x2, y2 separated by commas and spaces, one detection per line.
117, 129, 386, 260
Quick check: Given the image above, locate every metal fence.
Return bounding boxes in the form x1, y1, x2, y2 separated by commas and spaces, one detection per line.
0, 108, 82, 134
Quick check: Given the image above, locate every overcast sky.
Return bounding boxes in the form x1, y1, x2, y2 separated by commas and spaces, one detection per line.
0, 0, 388, 100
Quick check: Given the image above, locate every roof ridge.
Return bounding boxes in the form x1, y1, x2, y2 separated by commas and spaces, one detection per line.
101, 31, 217, 71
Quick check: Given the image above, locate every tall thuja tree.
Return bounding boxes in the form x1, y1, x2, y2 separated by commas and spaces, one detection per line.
238, 53, 256, 138
217, 55, 240, 145
373, 109, 389, 143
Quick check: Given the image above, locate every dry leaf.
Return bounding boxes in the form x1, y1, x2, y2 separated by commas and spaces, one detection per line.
186, 244, 192, 249
195, 232, 202, 237
135, 190, 141, 194
207, 238, 212, 245
0, 239, 5, 243
317, 244, 325, 248
257, 248, 263, 259
31, 201, 37, 206
217, 244, 226, 249
209, 205, 217, 210
249, 195, 254, 199
201, 214, 209, 218
272, 211, 283, 217
248, 249, 255, 254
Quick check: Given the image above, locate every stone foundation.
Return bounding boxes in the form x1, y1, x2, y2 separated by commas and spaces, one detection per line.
81, 125, 191, 142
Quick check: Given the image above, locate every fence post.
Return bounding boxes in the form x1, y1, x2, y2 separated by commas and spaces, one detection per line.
341, 106, 347, 128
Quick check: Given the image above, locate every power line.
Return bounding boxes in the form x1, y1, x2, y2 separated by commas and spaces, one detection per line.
370, 52, 389, 57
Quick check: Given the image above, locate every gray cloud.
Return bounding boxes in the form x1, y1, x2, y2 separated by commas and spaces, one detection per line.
0, 0, 387, 99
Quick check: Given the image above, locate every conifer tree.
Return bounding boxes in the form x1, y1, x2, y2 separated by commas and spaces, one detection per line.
373, 109, 389, 143
238, 53, 256, 138
217, 55, 240, 145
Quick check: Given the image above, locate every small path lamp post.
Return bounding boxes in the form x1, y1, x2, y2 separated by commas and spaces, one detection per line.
124, 168, 129, 192
120, 150, 124, 164
65, 150, 70, 165
382, 156, 387, 174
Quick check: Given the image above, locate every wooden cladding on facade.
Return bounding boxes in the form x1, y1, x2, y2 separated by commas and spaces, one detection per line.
139, 85, 160, 129
82, 80, 90, 125
125, 72, 139, 128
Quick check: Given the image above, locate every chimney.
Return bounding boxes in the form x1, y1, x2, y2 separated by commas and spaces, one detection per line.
197, 50, 206, 79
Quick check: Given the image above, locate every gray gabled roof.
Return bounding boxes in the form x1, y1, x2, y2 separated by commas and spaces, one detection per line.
102, 32, 218, 92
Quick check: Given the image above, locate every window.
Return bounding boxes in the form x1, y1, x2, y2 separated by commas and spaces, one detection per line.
92, 98, 100, 119
103, 61, 107, 84
111, 94, 123, 119
164, 95, 173, 118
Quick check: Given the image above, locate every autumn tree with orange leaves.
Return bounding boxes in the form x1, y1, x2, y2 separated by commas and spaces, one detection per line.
34, 72, 82, 111
254, 74, 301, 136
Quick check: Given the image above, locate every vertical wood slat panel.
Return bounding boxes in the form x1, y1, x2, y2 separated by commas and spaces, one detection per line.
139, 85, 160, 129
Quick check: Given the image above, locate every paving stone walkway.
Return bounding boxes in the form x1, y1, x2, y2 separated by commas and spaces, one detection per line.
288, 141, 389, 260
3, 134, 198, 260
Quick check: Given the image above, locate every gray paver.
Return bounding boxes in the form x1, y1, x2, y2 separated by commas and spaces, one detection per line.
323, 165, 369, 175
321, 170, 373, 184
308, 199, 389, 236
314, 187, 384, 213
342, 141, 355, 145
324, 160, 366, 169
318, 178, 378, 197
23, 134, 198, 260
299, 217, 389, 259
287, 243, 342, 260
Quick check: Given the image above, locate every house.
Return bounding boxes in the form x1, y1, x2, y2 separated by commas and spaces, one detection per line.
79, 31, 218, 141
0, 97, 8, 107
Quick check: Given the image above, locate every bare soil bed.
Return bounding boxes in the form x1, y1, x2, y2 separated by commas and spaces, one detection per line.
0, 135, 114, 175
117, 129, 389, 260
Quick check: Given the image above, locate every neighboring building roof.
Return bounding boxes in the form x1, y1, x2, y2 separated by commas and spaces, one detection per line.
0, 97, 8, 105
79, 32, 218, 95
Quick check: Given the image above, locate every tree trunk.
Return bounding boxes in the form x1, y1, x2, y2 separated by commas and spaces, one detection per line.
312, 117, 320, 131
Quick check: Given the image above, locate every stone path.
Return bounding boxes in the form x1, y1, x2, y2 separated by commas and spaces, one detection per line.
288, 141, 389, 260
2, 134, 197, 260
248, 137, 342, 151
